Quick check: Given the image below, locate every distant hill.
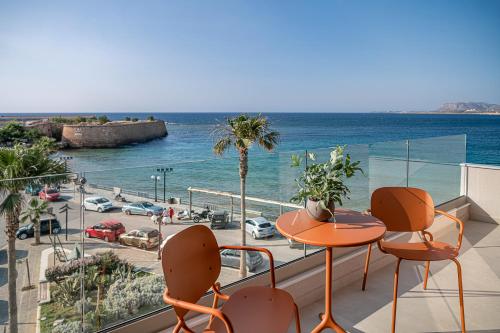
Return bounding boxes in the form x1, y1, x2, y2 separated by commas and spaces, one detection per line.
437, 102, 500, 113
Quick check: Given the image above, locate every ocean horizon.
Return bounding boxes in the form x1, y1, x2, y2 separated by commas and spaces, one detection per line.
36, 112, 500, 170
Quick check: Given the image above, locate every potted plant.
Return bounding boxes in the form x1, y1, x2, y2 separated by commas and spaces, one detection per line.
290, 146, 362, 221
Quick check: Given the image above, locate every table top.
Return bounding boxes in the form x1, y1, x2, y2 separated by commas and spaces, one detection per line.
276, 208, 386, 247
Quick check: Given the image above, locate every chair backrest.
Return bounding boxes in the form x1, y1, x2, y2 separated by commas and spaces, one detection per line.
161, 225, 221, 317
371, 187, 435, 232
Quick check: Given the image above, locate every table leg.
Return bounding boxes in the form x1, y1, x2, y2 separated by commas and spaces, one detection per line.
311, 247, 346, 333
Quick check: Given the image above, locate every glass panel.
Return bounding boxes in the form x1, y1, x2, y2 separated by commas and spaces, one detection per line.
368, 139, 409, 194
408, 134, 466, 205
0, 173, 80, 333
0, 134, 466, 333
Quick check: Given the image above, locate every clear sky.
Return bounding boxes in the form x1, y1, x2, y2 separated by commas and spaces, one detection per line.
1, 0, 499, 113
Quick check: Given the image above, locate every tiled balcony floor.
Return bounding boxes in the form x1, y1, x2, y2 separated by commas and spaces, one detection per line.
163, 220, 500, 333
291, 220, 500, 332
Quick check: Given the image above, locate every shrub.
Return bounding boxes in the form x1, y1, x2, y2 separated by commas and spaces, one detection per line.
111, 264, 135, 283
124, 116, 131, 121
52, 276, 80, 306
131, 117, 139, 122
147, 115, 155, 121
75, 116, 87, 123
0, 121, 41, 144
98, 115, 109, 124
74, 297, 94, 313
103, 275, 164, 321
52, 321, 92, 333
46, 251, 131, 283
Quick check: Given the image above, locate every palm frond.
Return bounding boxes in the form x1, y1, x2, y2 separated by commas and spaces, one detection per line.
213, 137, 232, 156
0, 193, 23, 217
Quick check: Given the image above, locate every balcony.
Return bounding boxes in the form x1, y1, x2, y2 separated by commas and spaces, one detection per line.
1, 135, 499, 333
160, 219, 499, 333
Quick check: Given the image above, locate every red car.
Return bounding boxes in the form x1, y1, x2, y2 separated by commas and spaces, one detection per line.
39, 188, 60, 202
84, 219, 126, 242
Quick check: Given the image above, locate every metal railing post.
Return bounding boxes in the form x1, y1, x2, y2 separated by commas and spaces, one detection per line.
406, 139, 410, 187
304, 149, 308, 258
188, 189, 192, 219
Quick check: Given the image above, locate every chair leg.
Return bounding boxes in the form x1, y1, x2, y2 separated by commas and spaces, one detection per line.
423, 261, 430, 290
362, 243, 372, 291
294, 302, 301, 333
452, 258, 466, 333
392, 258, 402, 333
172, 320, 183, 333
181, 322, 195, 333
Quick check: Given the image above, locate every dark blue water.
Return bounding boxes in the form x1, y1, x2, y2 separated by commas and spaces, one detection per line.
49, 112, 500, 171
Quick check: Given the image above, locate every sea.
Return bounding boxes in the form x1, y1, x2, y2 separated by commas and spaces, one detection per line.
7, 112, 500, 211
49, 112, 500, 170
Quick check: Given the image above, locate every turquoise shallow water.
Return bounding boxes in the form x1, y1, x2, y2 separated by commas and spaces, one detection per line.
31, 112, 495, 214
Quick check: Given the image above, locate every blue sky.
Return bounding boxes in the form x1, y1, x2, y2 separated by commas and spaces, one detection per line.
0, 0, 499, 113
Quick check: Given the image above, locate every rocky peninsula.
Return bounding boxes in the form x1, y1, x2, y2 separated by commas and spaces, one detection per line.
61, 120, 167, 148
0, 116, 168, 148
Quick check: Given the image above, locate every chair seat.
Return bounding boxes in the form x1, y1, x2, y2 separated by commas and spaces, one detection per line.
380, 240, 459, 261
209, 286, 296, 333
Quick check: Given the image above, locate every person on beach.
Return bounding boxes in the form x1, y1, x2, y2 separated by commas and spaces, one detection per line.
151, 213, 160, 224
162, 209, 169, 225
168, 207, 174, 224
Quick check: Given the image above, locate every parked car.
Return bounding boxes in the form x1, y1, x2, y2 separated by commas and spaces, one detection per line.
121, 201, 164, 217
119, 227, 161, 249
16, 216, 61, 240
24, 184, 43, 196
39, 188, 60, 202
84, 219, 125, 242
210, 210, 230, 229
245, 217, 275, 239
84, 196, 114, 212
220, 248, 263, 272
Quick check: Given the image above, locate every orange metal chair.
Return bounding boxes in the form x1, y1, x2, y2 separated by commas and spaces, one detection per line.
361, 187, 465, 333
161, 224, 301, 333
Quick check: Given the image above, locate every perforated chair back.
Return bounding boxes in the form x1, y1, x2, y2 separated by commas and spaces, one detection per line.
371, 187, 434, 232
161, 225, 221, 317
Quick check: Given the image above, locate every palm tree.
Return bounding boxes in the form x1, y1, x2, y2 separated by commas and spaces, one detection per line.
212, 114, 279, 277
20, 198, 50, 245
0, 144, 66, 333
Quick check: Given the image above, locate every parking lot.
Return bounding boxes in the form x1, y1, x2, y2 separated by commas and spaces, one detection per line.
25, 184, 311, 286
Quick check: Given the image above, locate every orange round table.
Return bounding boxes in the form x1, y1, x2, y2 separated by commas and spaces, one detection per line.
276, 208, 386, 333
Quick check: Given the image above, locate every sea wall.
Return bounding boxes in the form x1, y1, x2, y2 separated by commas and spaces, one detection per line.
61, 120, 167, 148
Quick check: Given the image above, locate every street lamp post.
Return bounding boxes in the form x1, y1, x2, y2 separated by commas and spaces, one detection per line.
59, 156, 73, 172
150, 175, 161, 202
156, 167, 173, 203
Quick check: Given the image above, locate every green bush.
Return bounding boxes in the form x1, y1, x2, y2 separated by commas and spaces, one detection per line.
74, 297, 94, 313
0, 121, 41, 144
52, 277, 80, 306
131, 117, 139, 122
45, 251, 131, 283
75, 116, 87, 123
103, 275, 164, 321
98, 115, 109, 124
124, 116, 131, 121
52, 321, 92, 333
147, 115, 155, 121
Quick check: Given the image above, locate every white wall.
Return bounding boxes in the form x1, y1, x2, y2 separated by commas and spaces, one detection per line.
462, 163, 500, 224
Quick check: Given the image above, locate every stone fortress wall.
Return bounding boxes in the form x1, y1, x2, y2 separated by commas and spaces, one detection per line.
61, 120, 167, 148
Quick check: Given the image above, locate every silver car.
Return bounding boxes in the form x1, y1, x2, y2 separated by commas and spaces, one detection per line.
245, 217, 275, 239
220, 249, 263, 272
121, 201, 164, 216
